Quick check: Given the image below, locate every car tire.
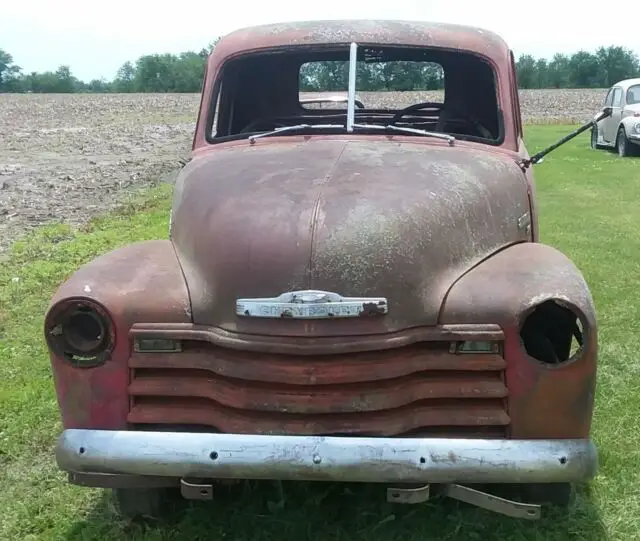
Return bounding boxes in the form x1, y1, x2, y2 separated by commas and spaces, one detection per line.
590, 126, 600, 149
112, 487, 180, 520
617, 127, 630, 157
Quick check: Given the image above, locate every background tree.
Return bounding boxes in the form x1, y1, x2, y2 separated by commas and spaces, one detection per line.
596, 46, 640, 87
515, 54, 538, 88
547, 53, 571, 88
113, 61, 135, 92
0, 49, 22, 91
568, 51, 601, 87
1, 41, 639, 94
535, 58, 549, 88
53, 65, 78, 93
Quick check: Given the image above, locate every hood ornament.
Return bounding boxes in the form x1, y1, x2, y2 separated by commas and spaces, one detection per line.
236, 290, 388, 319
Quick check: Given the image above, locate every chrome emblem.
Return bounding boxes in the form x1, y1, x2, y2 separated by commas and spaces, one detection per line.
236, 290, 388, 319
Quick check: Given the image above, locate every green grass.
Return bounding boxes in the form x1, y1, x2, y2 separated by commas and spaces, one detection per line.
1, 127, 639, 540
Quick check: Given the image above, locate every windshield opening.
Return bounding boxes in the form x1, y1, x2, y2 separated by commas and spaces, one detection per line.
207, 43, 503, 146
300, 59, 444, 110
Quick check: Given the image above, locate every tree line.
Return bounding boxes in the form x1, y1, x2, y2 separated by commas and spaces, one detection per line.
0, 46, 213, 93
1, 43, 638, 94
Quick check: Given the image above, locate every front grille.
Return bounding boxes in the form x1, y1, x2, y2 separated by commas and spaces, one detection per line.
128, 341, 509, 437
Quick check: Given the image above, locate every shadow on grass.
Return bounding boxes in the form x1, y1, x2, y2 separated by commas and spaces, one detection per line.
62, 481, 606, 541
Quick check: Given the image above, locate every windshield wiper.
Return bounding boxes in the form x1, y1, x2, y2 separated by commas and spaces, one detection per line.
246, 122, 456, 145
352, 123, 455, 145
248, 124, 344, 143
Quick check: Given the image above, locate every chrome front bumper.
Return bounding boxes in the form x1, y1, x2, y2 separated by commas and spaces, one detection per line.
56, 430, 598, 484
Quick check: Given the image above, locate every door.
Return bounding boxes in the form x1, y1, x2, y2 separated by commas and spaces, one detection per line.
604, 87, 623, 142
598, 88, 613, 143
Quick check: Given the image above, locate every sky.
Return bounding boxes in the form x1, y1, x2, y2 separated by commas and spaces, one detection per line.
2, 0, 639, 82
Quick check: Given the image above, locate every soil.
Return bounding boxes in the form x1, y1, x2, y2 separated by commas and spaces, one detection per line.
0, 89, 606, 253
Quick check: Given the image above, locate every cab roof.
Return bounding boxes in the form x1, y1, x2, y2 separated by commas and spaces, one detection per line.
212, 19, 511, 64
613, 77, 640, 90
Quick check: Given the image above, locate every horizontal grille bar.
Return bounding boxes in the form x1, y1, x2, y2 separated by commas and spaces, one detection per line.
130, 423, 508, 439
130, 368, 507, 414
128, 397, 510, 436
130, 343, 506, 385
129, 323, 504, 355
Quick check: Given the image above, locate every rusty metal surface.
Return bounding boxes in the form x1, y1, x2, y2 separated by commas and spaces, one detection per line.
129, 322, 504, 355
128, 399, 509, 436
171, 140, 531, 336
195, 20, 518, 150
129, 370, 507, 413
214, 20, 510, 59
440, 242, 597, 439
127, 337, 509, 436
129, 342, 506, 385
46, 240, 191, 430
43, 20, 598, 448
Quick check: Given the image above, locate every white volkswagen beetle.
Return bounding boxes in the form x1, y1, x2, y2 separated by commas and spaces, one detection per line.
591, 78, 640, 157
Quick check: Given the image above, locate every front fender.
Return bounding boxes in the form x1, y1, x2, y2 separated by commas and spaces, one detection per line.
45, 240, 192, 430
621, 115, 640, 138
440, 242, 598, 439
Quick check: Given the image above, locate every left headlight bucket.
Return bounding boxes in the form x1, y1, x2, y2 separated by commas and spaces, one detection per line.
44, 298, 115, 368
518, 298, 590, 367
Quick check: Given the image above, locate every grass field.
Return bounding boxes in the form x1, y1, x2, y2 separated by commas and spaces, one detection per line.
1, 125, 639, 540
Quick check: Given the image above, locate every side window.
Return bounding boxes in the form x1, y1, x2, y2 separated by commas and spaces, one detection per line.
209, 71, 234, 139
612, 88, 623, 107
192, 61, 209, 150
210, 87, 223, 138
604, 88, 614, 106
509, 51, 523, 139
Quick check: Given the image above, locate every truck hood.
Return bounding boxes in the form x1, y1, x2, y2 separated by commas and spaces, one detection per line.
171, 139, 531, 336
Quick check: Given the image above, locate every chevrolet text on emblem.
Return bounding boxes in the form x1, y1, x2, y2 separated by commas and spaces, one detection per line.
236, 290, 388, 319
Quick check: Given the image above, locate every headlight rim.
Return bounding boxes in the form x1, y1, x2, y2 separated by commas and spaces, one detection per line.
45, 297, 115, 368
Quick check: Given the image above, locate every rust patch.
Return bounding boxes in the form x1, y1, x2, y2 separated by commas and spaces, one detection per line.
130, 342, 506, 385
129, 322, 504, 355
128, 398, 509, 436
127, 339, 509, 437
440, 242, 598, 439
173, 141, 530, 335
128, 369, 508, 414
46, 240, 192, 430
359, 302, 387, 317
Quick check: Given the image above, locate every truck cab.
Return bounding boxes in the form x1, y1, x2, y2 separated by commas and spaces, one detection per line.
46, 20, 598, 520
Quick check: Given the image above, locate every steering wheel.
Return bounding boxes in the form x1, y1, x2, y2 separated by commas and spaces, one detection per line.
389, 102, 444, 125
390, 101, 492, 139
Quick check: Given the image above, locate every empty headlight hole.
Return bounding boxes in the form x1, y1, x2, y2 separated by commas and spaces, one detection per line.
64, 307, 106, 354
520, 300, 584, 365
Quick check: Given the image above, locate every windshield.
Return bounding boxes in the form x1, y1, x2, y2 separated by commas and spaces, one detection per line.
208, 42, 502, 145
